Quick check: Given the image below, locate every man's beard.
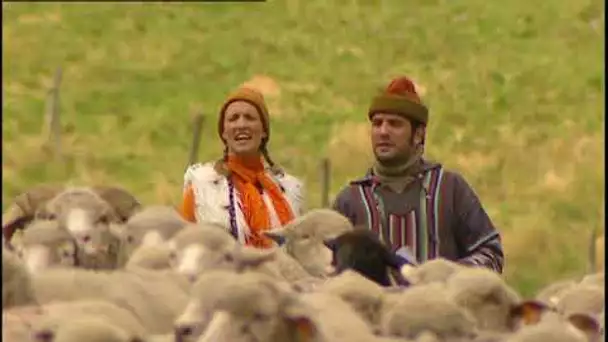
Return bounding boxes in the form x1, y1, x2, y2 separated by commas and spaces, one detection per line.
374, 147, 414, 167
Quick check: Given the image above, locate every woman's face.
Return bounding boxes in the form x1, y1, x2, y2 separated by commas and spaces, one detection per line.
221, 101, 267, 157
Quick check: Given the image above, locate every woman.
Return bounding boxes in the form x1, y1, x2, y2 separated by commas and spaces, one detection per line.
180, 86, 305, 248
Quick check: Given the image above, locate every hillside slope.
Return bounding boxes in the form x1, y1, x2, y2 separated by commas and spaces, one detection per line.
2, 1, 604, 295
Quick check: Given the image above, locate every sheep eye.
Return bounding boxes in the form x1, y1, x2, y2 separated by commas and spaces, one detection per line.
224, 253, 234, 262
301, 234, 311, 240
126, 236, 134, 244
97, 216, 109, 225
39, 213, 56, 220
252, 312, 267, 321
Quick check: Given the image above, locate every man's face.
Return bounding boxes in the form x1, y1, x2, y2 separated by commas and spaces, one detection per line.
370, 113, 417, 164
222, 101, 267, 156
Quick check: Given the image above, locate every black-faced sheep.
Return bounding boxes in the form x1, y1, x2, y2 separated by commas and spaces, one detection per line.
324, 229, 410, 287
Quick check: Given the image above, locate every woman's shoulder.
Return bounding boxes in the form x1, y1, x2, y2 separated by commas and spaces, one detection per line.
272, 168, 305, 194
184, 161, 225, 184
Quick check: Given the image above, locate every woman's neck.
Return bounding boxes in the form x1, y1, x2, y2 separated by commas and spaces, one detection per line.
227, 152, 264, 171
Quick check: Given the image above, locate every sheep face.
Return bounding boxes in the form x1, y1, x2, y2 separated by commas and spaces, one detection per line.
555, 284, 605, 317
36, 188, 118, 256
32, 318, 144, 342
319, 270, 385, 327
404, 258, 466, 285
168, 223, 237, 282
381, 283, 477, 340
169, 243, 230, 282
20, 221, 77, 273
324, 229, 406, 287
264, 208, 354, 278
195, 276, 308, 342
175, 271, 290, 342
115, 206, 187, 259
534, 279, 578, 307
174, 299, 211, 342
266, 227, 334, 278
2, 248, 37, 308
446, 268, 521, 333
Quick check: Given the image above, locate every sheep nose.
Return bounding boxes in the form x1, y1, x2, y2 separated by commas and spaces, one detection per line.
174, 325, 193, 340
82, 235, 91, 243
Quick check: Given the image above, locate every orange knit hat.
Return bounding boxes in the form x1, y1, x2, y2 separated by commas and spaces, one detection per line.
368, 76, 429, 125
218, 87, 270, 143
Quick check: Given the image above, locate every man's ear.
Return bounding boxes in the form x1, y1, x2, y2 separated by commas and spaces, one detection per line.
413, 125, 425, 145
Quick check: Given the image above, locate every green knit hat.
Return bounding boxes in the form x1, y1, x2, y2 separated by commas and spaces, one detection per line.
368, 76, 429, 125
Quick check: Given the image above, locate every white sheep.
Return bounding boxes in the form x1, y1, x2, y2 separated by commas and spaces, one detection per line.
401, 257, 467, 286
380, 282, 477, 340
36, 187, 119, 255
445, 267, 521, 333
17, 219, 77, 273
535, 278, 578, 306
174, 270, 249, 342
555, 283, 605, 317
31, 316, 146, 342
317, 270, 385, 330
33, 268, 190, 334
110, 205, 189, 265
5, 249, 190, 335
125, 243, 174, 271
195, 273, 377, 342
580, 272, 604, 288
504, 319, 589, 342
2, 247, 37, 308
263, 208, 354, 278
168, 222, 238, 282
3, 299, 147, 342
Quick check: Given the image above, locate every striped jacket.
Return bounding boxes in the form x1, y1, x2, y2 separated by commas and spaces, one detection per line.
331, 160, 504, 273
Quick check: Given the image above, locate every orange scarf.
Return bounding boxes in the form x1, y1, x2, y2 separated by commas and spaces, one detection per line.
225, 154, 295, 248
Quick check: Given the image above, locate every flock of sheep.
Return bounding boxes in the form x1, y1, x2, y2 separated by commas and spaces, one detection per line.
1, 185, 605, 342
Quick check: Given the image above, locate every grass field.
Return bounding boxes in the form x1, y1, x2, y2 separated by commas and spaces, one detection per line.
2, 1, 604, 296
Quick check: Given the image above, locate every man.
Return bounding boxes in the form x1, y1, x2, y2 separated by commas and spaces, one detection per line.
332, 76, 504, 273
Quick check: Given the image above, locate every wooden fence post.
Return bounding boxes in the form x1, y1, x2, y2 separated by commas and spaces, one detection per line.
44, 67, 63, 160
320, 157, 331, 208
187, 113, 205, 168
588, 227, 598, 273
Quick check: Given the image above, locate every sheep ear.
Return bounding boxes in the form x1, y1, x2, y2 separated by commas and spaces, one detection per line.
92, 186, 142, 222
2, 204, 34, 241
263, 228, 287, 245
509, 300, 551, 327
323, 238, 336, 251
235, 246, 277, 269
284, 300, 317, 341
128, 337, 145, 342
567, 313, 601, 338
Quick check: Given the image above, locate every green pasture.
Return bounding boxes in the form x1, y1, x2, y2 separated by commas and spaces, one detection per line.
2, 1, 604, 296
